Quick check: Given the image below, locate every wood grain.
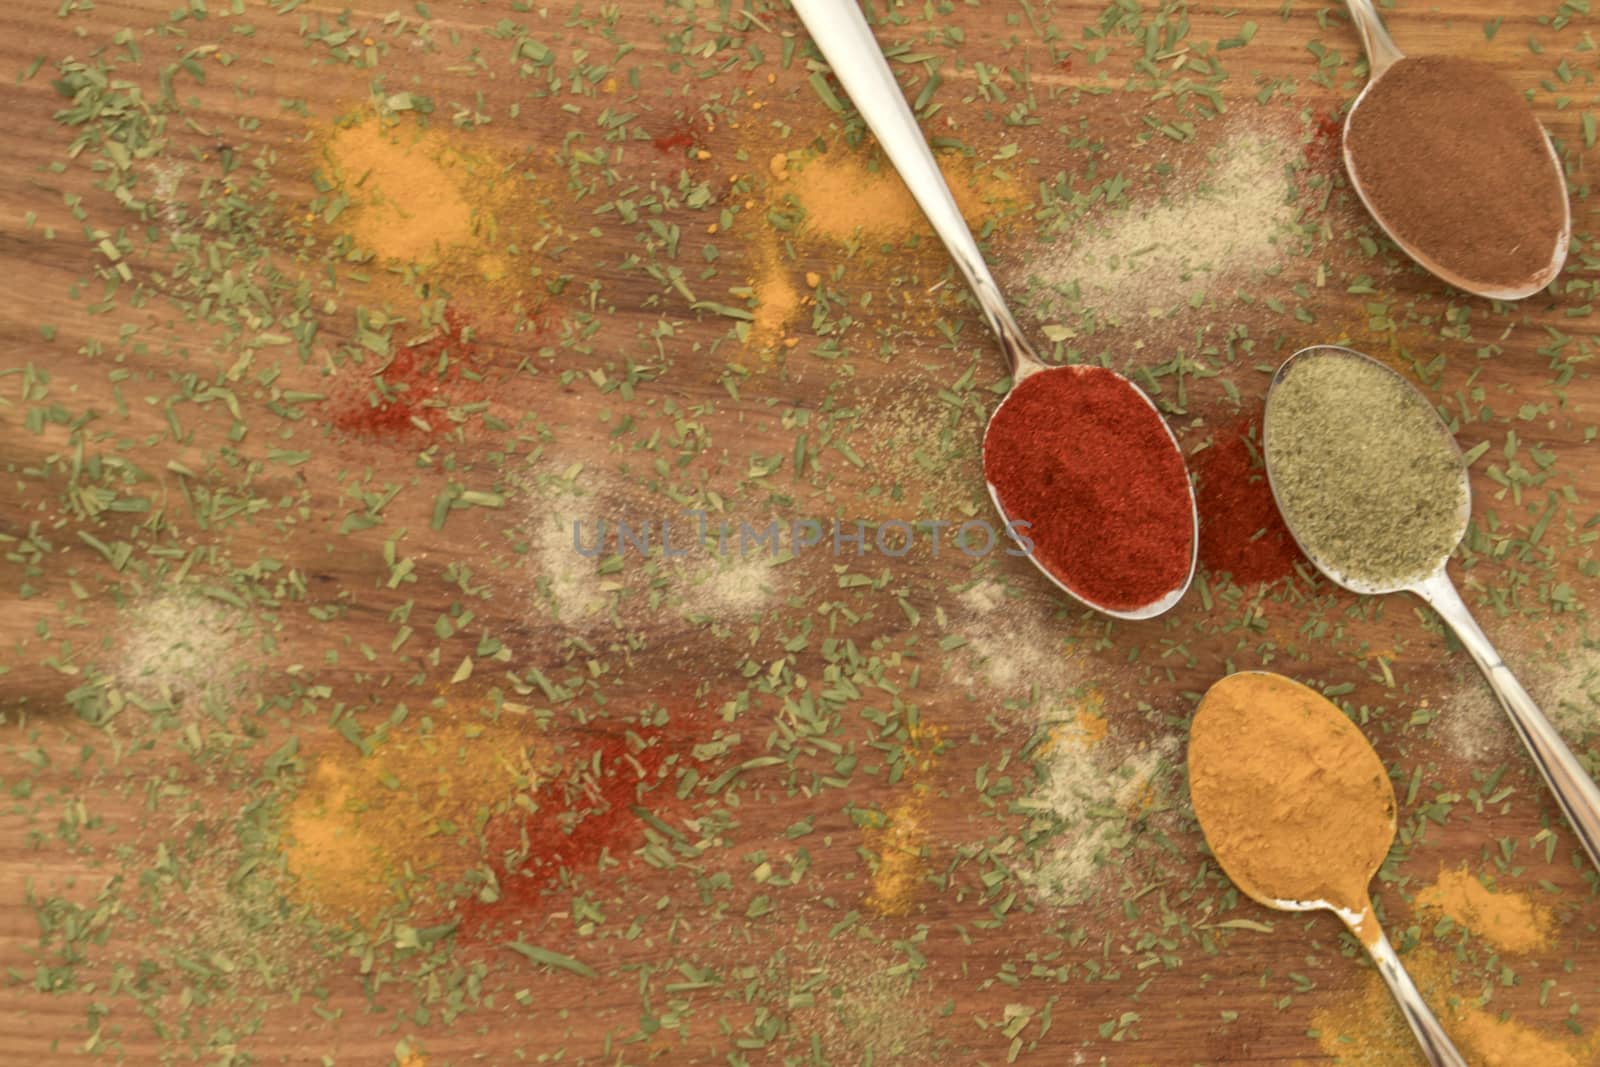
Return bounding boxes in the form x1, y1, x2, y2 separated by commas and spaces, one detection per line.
3, 1, 1599, 1065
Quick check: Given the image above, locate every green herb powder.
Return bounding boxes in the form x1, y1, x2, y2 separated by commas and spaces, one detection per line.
1264, 351, 1467, 588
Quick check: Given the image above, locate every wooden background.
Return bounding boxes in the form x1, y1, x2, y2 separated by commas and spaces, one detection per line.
3, 0, 1600, 1064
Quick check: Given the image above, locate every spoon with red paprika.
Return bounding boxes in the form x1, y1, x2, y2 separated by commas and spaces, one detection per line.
789, 0, 1197, 619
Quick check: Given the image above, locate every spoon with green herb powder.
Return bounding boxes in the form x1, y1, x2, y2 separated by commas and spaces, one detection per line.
1263, 345, 1600, 873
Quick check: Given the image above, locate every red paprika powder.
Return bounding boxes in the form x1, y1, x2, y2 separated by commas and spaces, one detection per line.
332, 308, 483, 438
1193, 414, 1305, 587
1304, 111, 1343, 168
452, 697, 737, 941
983, 366, 1194, 612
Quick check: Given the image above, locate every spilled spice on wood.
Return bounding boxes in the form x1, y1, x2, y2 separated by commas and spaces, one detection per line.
1193, 414, 1304, 587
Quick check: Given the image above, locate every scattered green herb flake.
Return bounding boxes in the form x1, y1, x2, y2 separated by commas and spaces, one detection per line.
505, 942, 597, 978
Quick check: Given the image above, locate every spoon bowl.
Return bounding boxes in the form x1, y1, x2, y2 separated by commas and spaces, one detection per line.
1263, 345, 1600, 874
1190, 671, 1395, 938
1263, 345, 1470, 597
1341, 0, 1570, 300
983, 363, 1198, 621
1189, 671, 1465, 1066
790, 0, 1196, 619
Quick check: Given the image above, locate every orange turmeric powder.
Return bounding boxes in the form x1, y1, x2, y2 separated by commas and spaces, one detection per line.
281, 704, 552, 926
1188, 672, 1395, 938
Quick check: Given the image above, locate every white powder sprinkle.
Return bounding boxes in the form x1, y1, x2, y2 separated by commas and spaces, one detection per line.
148, 160, 188, 239
1028, 133, 1298, 324
1534, 640, 1600, 741
119, 592, 246, 702
957, 580, 1006, 616
1016, 732, 1179, 906
681, 552, 784, 617
946, 578, 1093, 696
1439, 630, 1600, 760
533, 510, 613, 622
1428, 678, 1511, 766
512, 469, 794, 628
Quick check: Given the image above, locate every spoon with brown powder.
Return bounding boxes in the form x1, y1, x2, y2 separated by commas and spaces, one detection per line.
1189, 672, 1466, 1067
1340, 0, 1570, 299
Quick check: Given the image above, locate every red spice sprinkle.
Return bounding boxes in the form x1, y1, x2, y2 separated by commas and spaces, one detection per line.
1192, 415, 1306, 587
651, 128, 696, 153
457, 704, 725, 937
332, 309, 482, 437
1305, 111, 1343, 166
458, 730, 669, 937
523, 728, 669, 874
983, 366, 1194, 612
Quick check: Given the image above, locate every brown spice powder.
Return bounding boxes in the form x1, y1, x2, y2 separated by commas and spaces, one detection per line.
1345, 56, 1567, 292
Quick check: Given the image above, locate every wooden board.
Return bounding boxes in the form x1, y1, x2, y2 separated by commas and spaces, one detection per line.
2, 1, 1599, 1064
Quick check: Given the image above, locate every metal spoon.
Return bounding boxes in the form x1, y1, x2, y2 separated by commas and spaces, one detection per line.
1342, 0, 1570, 299
1189, 672, 1466, 1067
1263, 345, 1600, 874
789, 0, 1197, 619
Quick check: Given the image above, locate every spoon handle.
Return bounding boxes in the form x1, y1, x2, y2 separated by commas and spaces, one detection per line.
1344, 0, 1405, 78
788, 0, 1041, 376
1363, 927, 1468, 1067
1418, 570, 1600, 873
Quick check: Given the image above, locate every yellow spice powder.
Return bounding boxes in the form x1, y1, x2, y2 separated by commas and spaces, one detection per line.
1309, 944, 1592, 1066
783, 147, 1023, 243
865, 720, 943, 916
282, 709, 550, 926
1415, 866, 1553, 954
749, 238, 802, 351
315, 114, 562, 307
864, 792, 928, 918
323, 119, 483, 264
1188, 672, 1395, 931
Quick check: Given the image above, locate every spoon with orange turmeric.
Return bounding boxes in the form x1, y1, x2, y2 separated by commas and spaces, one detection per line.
1188, 672, 1466, 1067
